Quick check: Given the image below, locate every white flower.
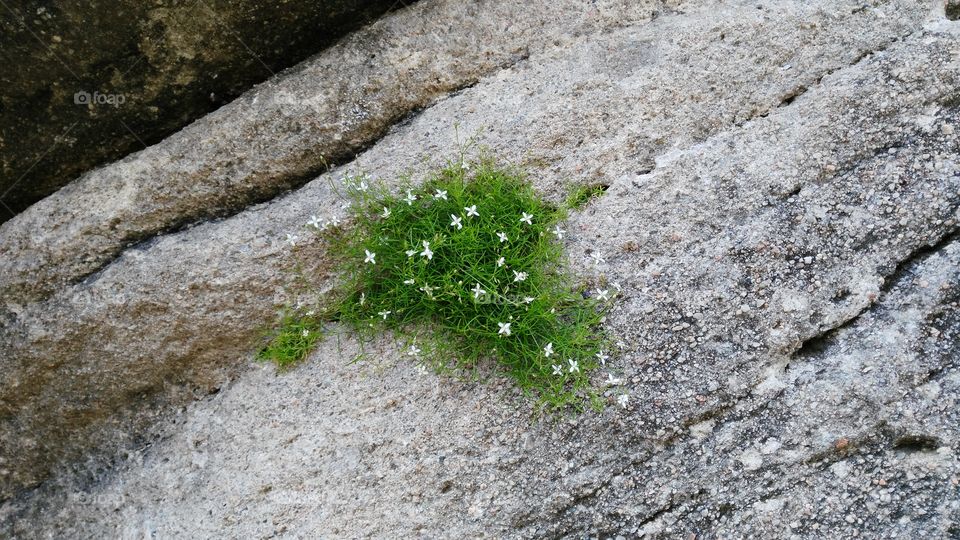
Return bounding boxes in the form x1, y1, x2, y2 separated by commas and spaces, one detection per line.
420, 240, 433, 260
329, 216, 341, 227
460, 161, 470, 171
567, 358, 579, 373
523, 296, 535, 304
450, 214, 463, 230
356, 180, 369, 192
596, 289, 610, 301
513, 270, 528, 282
497, 322, 511, 337
341, 202, 351, 210
301, 329, 309, 337
606, 373, 622, 386
520, 212, 533, 225
378, 310, 391, 320
364, 250, 376, 265
434, 189, 448, 200
596, 350, 609, 365
408, 344, 421, 357
465, 205, 479, 217
590, 252, 606, 265
286, 233, 299, 247
497, 256, 506, 267
552, 364, 563, 376
472, 283, 486, 300
552, 225, 566, 239
543, 342, 554, 357
404, 190, 417, 205
617, 393, 630, 408
612, 281, 622, 292
420, 284, 436, 298
496, 232, 508, 243
359, 292, 365, 306
405, 249, 417, 257
307, 215, 323, 229
382, 206, 392, 218
403, 279, 415, 285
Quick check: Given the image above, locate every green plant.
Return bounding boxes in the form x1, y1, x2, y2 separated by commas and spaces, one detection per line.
256, 311, 322, 369
565, 182, 608, 209
262, 156, 618, 411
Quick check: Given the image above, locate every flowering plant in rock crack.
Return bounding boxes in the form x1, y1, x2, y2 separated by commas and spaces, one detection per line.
263, 157, 626, 411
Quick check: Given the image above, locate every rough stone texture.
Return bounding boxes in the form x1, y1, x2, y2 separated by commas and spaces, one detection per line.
0, 0, 403, 221
2, 0, 960, 536
0, 0, 663, 306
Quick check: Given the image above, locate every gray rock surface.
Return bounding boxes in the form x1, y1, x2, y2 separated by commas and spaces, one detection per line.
2, 0, 959, 537
0, 0, 402, 221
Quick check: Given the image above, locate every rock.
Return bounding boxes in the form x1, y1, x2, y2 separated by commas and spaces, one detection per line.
2, 0, 960, 537
0, 0, 403, 221
0, 0, 660, 307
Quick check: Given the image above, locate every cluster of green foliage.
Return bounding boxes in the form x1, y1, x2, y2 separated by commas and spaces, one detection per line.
259, 157, 613, 411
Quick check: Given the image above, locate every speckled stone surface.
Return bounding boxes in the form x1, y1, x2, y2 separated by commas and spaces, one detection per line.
1, 0, 958, 537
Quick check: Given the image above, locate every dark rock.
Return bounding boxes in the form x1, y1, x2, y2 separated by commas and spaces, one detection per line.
0, 0, 403, 221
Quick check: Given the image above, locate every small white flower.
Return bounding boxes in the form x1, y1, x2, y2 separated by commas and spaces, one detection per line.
513, 270, 528, 282
497, 322, 512, 337
378, 310, 391, 320
465, 205, 479, 217
523, 296, 535, 304
357, 180, 369, 192
496, 232, 508, 243
329, 215, 342, 227
434, 189, 448, 200
520, 212, 533, 225
286, 233, 299, 247
302, 329, 309, 337
408, 344, 421, 357
552, 225, 566, 239
364, 250, 376, 265
552, 364, 563, 376
612, 281, 622, 292
450, 214, 463, 230
404, 190, 417, 205
403, 279, 415, 285
606, 373, 622, 386
341, 202, 351, 210
420, 284, 436, 298
589, 252, 606, 265
307, 215, 323, 229
567, 358, 579, 373
497, 256, 506, 267
617, 393, 630, 408
543, 342, 554, 357
596, 289, 610, 301
382, 206, 392, 218
472, 283, 486, 300
420, 240, 433, 260
405, 249, 417, 257
596, 350, 609, 365
460, 161, 470, 171
359, 292, 365, 306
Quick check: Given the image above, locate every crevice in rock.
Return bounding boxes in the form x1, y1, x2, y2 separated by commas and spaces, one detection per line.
946, 1, 960, 21
792, 227, 960, 360
892, 434, 941, 453
777, 85, 808, 108
72, 72, 506, 290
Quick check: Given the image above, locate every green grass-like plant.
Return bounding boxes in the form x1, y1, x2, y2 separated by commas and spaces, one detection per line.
261, 157, 614, 411
565, 182, 608, 209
